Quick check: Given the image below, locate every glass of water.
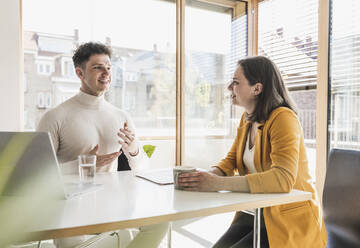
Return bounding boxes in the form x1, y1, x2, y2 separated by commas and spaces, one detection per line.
78, 155, 96, 184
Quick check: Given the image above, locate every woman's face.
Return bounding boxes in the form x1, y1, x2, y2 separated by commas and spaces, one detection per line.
227, 66, 257, 113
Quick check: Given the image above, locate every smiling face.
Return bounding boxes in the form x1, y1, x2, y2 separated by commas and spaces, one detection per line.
228, 66, 257, 113
76, 54, 112, 96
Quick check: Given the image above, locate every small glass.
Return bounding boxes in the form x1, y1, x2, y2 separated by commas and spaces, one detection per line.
78, 155, 96, 184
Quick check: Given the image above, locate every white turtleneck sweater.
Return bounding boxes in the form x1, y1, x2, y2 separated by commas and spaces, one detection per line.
37, 90, 144, 174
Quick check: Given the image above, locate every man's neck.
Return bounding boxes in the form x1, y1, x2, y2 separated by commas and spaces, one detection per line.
80, 87, 103, 97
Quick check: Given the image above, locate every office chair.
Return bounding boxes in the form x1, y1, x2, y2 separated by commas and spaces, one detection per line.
117, 149, 131, 171
323, 148, 360, 247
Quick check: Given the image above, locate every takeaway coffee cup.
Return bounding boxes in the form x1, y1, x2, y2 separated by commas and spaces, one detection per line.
173, 166, 196, 190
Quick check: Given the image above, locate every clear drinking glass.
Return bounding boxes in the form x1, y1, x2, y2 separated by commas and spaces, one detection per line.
78, 155, 96, 184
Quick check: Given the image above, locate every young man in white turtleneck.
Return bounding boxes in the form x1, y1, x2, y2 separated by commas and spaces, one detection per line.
37, 42, 169, 248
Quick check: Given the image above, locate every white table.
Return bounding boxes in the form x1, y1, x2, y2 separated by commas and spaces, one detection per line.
0, 171, 312, 247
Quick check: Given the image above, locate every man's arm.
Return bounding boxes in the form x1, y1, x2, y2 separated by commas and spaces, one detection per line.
37, 110, 60, 153
36, 110, 78, 174
37, 109, 121, 174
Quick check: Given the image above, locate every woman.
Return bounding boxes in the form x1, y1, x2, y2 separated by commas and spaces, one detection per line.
178, 56, 327, 248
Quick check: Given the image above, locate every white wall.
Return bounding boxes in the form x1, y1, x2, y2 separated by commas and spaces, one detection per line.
0, 0, 23, 131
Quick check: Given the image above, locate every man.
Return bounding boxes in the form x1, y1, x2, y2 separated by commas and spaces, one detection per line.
37, 42, 168, 248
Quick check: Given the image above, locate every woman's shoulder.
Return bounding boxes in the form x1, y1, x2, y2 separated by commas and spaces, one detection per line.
265, 107, 300, 133
268, 106, 297, 122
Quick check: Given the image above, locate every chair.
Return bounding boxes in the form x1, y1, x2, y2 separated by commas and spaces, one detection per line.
323, 148, 360, 247
117, 149, 131, 171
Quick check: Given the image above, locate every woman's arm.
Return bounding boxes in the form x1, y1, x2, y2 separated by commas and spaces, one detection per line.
246, 110, 302, 193
209, 167, 226, 176
214, 115, 248, 177
178, 171, 250, 192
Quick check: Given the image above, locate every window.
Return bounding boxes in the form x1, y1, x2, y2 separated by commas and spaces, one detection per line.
184, 1, 247, 167
258, 0, 319, 179
329, 0, 360, 150
62, 59, 76, 77
45, 92, 52, 108
23, 0, 176, 165
23, 0, 248, 169
37, 92, 45, 109
36, 59, 53, 75
38, 64, 43, 74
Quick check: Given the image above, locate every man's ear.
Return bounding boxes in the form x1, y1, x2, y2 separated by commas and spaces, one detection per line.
254, 82, 263, 96
75, 67, 84, 80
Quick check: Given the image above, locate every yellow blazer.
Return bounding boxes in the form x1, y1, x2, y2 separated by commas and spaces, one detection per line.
216, 107, 327, 248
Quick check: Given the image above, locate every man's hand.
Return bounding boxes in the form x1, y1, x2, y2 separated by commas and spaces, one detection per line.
177, 171, 223, 192
117, 122, 139, 156
89, 144, 121, 167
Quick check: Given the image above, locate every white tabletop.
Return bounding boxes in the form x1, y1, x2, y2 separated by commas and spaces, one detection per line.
0, 171, 312, 242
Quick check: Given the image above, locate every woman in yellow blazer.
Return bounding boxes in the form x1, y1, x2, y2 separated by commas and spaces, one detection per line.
178, 56, 327, 248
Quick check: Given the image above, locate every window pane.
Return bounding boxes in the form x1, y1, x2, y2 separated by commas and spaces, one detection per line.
23, 0, 176, 166
258, 0, 318, 180
329, 0, 360, 150
184, 1, 247, 168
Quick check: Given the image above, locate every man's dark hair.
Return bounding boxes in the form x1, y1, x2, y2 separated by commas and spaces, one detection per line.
238, 56, 298, 123
72, 42, 112, 68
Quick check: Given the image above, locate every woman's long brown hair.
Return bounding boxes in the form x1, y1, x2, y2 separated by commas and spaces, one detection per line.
237, 56, 297, 122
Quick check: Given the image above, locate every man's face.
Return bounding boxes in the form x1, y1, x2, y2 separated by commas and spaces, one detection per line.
76, 54, 112, 96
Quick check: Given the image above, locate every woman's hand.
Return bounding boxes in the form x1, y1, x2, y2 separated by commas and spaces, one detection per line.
118, 122, 139, 156
177, 171, 223, 192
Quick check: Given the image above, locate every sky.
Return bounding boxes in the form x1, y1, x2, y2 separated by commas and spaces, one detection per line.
22, 0, 231, 54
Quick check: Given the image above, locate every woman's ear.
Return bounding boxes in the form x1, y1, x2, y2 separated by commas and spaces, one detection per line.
254, 83, 263, 96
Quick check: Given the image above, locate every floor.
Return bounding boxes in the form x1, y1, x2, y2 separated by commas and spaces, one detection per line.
161, 212, 234, 248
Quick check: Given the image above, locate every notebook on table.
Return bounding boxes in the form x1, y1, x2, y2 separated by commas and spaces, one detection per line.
136, 168, 174, 185
0, 132, 102, 199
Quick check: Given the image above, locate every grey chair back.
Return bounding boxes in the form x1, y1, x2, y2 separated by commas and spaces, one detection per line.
323, 148, 360, 247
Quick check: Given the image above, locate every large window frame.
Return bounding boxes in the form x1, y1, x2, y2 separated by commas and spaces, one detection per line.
0, 0, 329, 197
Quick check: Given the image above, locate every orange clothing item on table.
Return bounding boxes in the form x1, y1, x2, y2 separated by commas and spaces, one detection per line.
215, 107, 327, 248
